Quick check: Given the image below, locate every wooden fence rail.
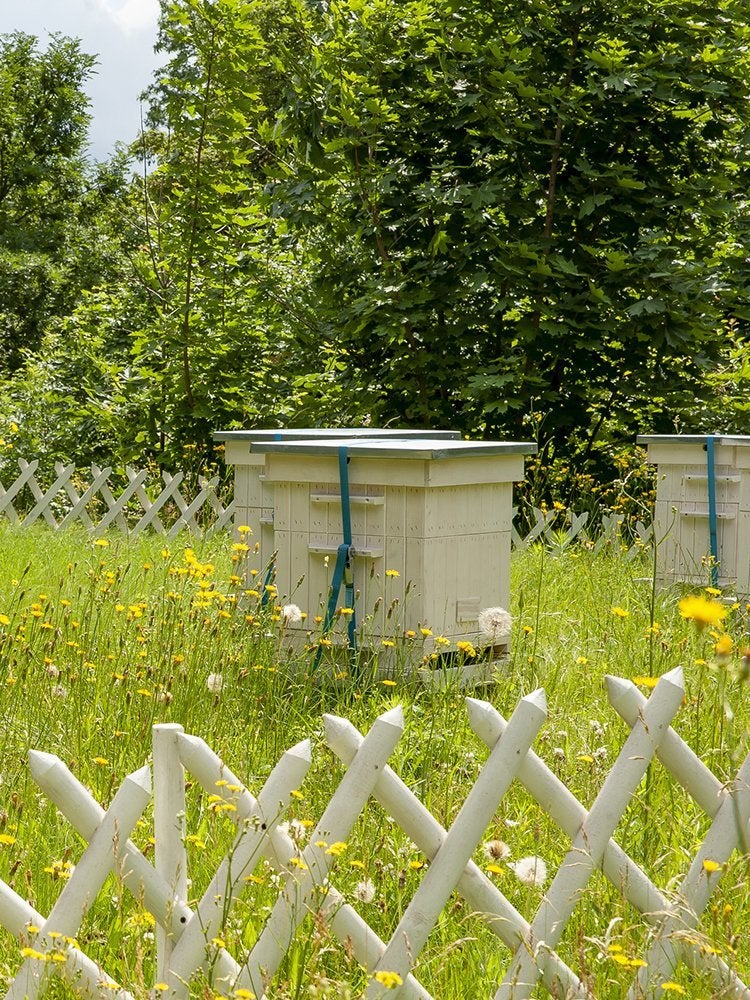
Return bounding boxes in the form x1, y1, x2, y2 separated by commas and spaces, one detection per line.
0, 670, 747, 998
0, 459, 234, 537
0, 459, 651, 554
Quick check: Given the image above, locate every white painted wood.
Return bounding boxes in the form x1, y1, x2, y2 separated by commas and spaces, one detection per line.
496, 667, 686, 999
20, 462, 76, 528
324, 711, 588, 997
235, 706, 405, 998
639, 435, 750, 591
153, 724, 187, 982
367, 691, 547, 998
0, 881, 133, 999
471, 692, 750, 998
630, 753, 750, 999
164, 736, 312, 996
7, 758, 150, 1000
1, 681, 748, 998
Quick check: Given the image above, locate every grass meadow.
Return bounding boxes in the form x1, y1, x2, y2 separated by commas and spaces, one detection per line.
0, 523, 748, 998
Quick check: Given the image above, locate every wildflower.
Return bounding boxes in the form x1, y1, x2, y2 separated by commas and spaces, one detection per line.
661, 984, 687, 995
20, 947, 46, 960
483, 839, 510, 861
325, 841, 348, 857
679, 595, 728, 628
508, 855, 547, 887
206, 673, 223, 695
373, 971, 403, 989
633, 676, 658, 688
93, 538, 109, 548
282, 603, 303, 624
714, 634, 733, 657
385, 569, 400, 578
456, 640, 477, 657
0, 834, 16, 845
477, 606, 512, 638
233, 991, 256, 999
355, 878, 376, 903
702, 859, 723, 873
610, 606, 629, 618
44, 860, 74, 879
237, 525, 252, 535
0, 614, 9, 626
381, 679, 396, 687
92, 757, 109, 767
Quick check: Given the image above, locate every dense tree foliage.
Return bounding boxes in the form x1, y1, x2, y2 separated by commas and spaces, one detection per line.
267, 0, 750, 464
0, 32, 125, 376
1, 2, 750, 497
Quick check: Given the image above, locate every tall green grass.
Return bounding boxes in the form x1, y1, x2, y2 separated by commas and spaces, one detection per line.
0, 525, 747, 998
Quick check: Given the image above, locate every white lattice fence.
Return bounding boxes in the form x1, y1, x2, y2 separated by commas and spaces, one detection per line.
0, 459, 234, 536
511, 507, 653, 559
0, 669, 747, 998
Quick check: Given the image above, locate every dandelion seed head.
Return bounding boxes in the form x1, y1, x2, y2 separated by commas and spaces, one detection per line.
483, 839, 511, 861
206, 673, 223, 695
477, 606, 512, 638
282, 603, 303, 624
509, 855, 547, 887
354, 878, 376, 903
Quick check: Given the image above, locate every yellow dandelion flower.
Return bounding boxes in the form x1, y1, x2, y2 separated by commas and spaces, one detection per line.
20, 947, 47, 961
702, 858, 723, 873
374, 971, 403, 989
633, 676, 658, 688
661, 984, 687, 995
385, 569, 400, 578
325, 841, 348, 857
381, 678, 396, 686
679, 595, 728, 628
714, 634, 733, 657
610, 606, 629, 618
0, 834, 16, 845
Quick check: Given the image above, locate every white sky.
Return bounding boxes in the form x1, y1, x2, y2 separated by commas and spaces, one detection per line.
0, 0, 162, 161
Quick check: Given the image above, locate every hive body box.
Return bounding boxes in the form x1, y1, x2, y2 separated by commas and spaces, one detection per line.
215, 428, 461, 572
638, 435, 750, 591
256, 437, 536, 651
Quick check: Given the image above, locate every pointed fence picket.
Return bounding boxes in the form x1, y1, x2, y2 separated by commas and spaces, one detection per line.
0, 671, 747, 999
0, 459, 234, 537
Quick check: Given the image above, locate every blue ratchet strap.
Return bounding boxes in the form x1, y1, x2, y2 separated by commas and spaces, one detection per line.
706, 435, 719, 588
260, 561, 276, 608
314, 447, 357, 666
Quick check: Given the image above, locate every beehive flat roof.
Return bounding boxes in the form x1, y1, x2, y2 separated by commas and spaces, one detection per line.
254, 437, 537, 459
214, 428, 461, 442
637, 434, 750, 446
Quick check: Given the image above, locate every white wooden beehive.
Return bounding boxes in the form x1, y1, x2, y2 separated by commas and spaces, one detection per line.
256, 438, 536, 661
215, 429, 461, 573
638, 434, 750, 592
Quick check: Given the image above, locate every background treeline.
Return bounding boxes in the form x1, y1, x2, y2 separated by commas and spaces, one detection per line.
1, 0, 750, 508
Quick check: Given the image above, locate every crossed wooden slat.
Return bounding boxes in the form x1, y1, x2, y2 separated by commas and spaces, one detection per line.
0, 460, 233, 536
0, 680, 748, 999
